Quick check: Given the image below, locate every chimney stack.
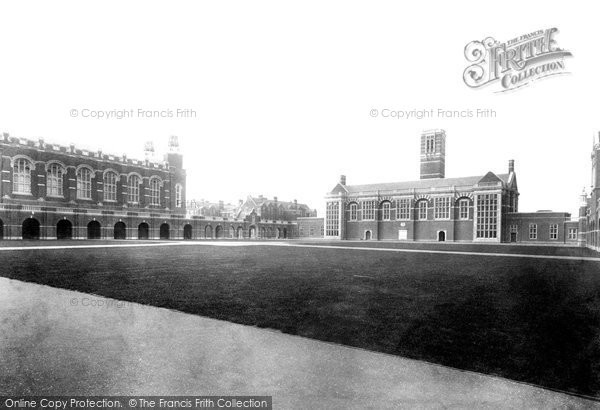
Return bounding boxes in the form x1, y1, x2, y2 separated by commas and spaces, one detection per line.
144, 141, 155, 160
340, 175, 346, 185
508, 159, 515, 173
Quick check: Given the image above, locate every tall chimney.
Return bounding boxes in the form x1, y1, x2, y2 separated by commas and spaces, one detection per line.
340, 175, 346, 185
508, 159, 515, 173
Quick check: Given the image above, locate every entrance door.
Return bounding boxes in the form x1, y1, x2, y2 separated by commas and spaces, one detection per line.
510, 232, 517, 242
365, 231, 371, 240
438, 231, 446, 242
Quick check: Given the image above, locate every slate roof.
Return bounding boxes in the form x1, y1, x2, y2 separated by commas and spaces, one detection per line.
333, 173, 511, 194
249, 196, 311, 210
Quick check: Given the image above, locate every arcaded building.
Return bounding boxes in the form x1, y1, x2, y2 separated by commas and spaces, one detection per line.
0, 132, 295, 241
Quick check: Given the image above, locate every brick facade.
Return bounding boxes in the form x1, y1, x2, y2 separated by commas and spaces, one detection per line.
0, 133, 297, 241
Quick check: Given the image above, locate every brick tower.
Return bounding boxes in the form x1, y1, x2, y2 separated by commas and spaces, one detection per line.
420, 129, 446, 179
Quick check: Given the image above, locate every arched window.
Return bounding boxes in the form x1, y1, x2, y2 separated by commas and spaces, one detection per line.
175, 184, 183, 208
458, 198, 470, 220
13, 158, 32, 194
47, 163, 64, 197
381, 201, 391, 221
128, 175, 140, 204
349, 203, 358, 221
103, 171, 118, 201
150, 178, 161, 206
76, 167, 92, 199
417, 200, 428, 220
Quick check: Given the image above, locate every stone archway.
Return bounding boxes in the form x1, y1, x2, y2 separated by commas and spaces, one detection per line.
160, 223, 170, 240
87, 220, 101, 239
205, 225, 213, 239
438, 231, 446, 242
138, 223, 150, 240
183, 224, 193, 240
215, 225, 223, 239
114, 222, 126, 240
22, 218, 40, 240
57, 219, 73, 240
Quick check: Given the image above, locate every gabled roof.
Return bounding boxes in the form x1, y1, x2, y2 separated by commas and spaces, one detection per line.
248, 196, 311, 210
478, 171, 503, 184
332, 173, 510, 194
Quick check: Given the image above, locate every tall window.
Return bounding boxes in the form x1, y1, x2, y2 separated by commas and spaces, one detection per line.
77, 167, 92, 199
175, 184, 183, 207
434, 197, 450, 220
529, 224, 537, 240
476, 194, 498, 238
568, 228, 578, 240
150, 178, 161, 206
103, 171, 117, 202
46, 163, 64, 197
349, 203, 358, 221
425, 135, 435, 153
13, 158, 32, 194
397, 198, 410, 220
382, 202, 391, 221
128, 175, 140, 204
549, 224, 558, 240
459, 199, 469, 220
326, 201, 340, 236
362, 200, 375, 220
417, 200, 428, 220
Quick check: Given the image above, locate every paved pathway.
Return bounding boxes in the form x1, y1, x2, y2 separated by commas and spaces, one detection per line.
1, 278, 597, 409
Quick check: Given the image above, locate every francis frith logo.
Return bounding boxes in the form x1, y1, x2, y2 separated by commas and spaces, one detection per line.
463, 28, 572, 92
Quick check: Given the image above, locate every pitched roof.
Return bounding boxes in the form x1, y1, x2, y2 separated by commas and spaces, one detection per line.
249, 196, 311, 210
336, 173, 510, 194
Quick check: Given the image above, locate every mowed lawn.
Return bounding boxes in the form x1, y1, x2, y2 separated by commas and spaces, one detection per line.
1, 243, 600, 397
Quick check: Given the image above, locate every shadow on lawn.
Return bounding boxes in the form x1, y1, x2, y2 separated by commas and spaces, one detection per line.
398, 267, 600, 396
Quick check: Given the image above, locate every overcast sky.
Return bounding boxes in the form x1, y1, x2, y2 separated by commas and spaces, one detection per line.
0, 1, 597, 216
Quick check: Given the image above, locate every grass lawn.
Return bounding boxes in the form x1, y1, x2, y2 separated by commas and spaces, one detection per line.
1, 242, 599, 397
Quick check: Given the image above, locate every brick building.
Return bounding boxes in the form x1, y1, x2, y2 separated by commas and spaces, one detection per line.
0, 132, 295, 241
579, 133, 600, 251
235, 195, 316, 221
323, 129, 578, 244
297, 216, 324, 239
504, 212, 578, 244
